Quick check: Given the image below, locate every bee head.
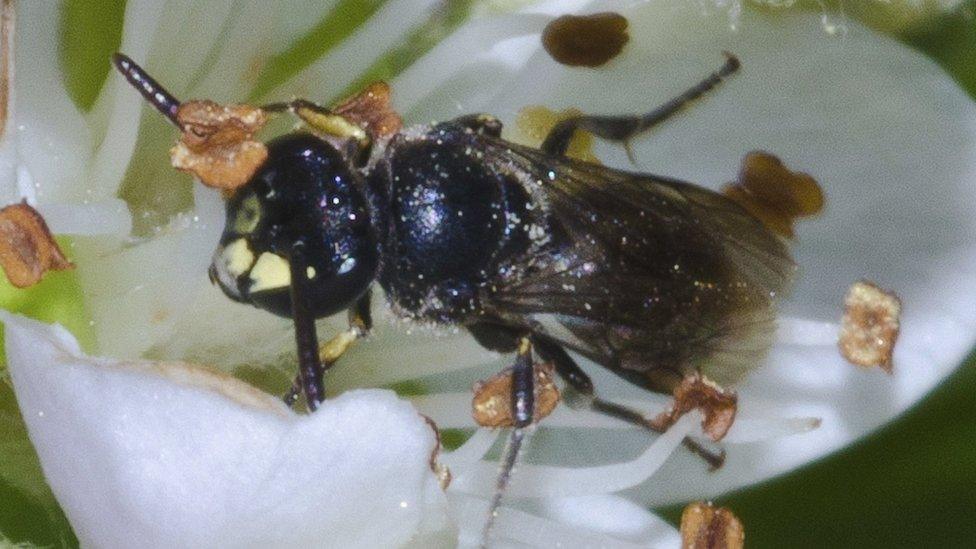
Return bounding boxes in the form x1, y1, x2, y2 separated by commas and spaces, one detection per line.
209, 132, 380, 319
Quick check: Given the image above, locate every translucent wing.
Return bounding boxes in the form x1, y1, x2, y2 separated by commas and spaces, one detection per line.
478, 139, 794, 391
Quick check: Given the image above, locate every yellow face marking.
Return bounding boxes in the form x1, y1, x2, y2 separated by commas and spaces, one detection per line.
306, 266, 316, 279
221, 238, 255, 277
248, 252, 291, 293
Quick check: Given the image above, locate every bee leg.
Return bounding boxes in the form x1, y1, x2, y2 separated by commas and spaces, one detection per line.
261, 98, 369, 146
482, 335, 535, 546
260, 98, 327, 115
532, 335, 726, 470
450, 113, 504, 137
541, 52, 740, 158
283, 290, 373, 408
288, 243, 325, 411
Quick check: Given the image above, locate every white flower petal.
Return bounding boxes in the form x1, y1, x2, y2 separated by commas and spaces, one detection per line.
13, 1, 92, 205
526, 494, 681, 546
1, 312, 451, 548
34, 200, 132, 236
267, 0, 442, 102
85, 0, 169, 201
392, 13, 550, 117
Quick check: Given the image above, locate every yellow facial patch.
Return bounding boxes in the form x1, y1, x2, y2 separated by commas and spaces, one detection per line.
248, 252, 291, 293
220, 238, 255, 278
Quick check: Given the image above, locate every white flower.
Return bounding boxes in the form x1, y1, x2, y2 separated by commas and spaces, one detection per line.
2, 0, 974, 547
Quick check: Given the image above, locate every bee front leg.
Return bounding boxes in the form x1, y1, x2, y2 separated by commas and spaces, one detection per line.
283, 290, 373, 408
532, 335, 726, 470
288, 243, 325, 411
541, 52, 740, 158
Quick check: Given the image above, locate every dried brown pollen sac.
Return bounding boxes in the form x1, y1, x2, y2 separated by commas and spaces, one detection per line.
651, 373, 737, 442
839, 280, 901, 373
515, 105, 600, 164
0, 202, 74, 288
170, 100, 268, 191
680, 501, 745, 549
472, 361, 560, 428
332, 81, 403, 141
722, 151, 824, 238
542, 12, 629, 68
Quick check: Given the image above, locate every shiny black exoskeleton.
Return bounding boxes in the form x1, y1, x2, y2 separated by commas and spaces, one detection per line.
114, 52, 792, 522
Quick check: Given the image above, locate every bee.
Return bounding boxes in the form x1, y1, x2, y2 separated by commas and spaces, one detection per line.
113, 51, 791, 532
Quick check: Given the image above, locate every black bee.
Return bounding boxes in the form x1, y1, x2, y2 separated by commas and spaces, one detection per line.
113, 51, 791, 528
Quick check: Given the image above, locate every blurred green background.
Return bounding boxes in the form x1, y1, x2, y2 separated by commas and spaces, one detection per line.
3, 1, 976, 547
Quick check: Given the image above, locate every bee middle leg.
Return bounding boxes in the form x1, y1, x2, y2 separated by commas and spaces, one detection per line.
283, 290, 373, 408
531, 335, 726, 469
541, 52, 740, 158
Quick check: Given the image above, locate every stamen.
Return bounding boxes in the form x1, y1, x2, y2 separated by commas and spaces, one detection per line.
775, 316, 841, 346
449, 412, 698, 499
442, 428, 499, 469
451, 493, 648, 549
413, 393, 821, 443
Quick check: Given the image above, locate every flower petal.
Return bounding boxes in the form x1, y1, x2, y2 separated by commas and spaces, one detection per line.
1, 312, 451, 548
13, 1, 92, 205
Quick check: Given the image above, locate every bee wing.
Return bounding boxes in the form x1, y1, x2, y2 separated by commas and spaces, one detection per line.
480, 142, 795, 390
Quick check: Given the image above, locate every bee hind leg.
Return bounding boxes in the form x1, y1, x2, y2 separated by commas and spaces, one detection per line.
531, 335, 726, 470
541, 52, 740, 158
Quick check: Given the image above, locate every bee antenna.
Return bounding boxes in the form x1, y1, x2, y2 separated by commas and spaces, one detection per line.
111, 53, 181, 127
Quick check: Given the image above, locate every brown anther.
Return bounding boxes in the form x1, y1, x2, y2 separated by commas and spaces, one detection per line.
839, 280, 901, 373
515, 105, 599, 163
680, 501, 745, 549
332, 82, 403, 140
722, 151, 824, 238
651, 373, 737, 442
0, 202, 74, 288
542, 12, 629, 68
472, 362, 560, 428
170, 100, 268, 191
